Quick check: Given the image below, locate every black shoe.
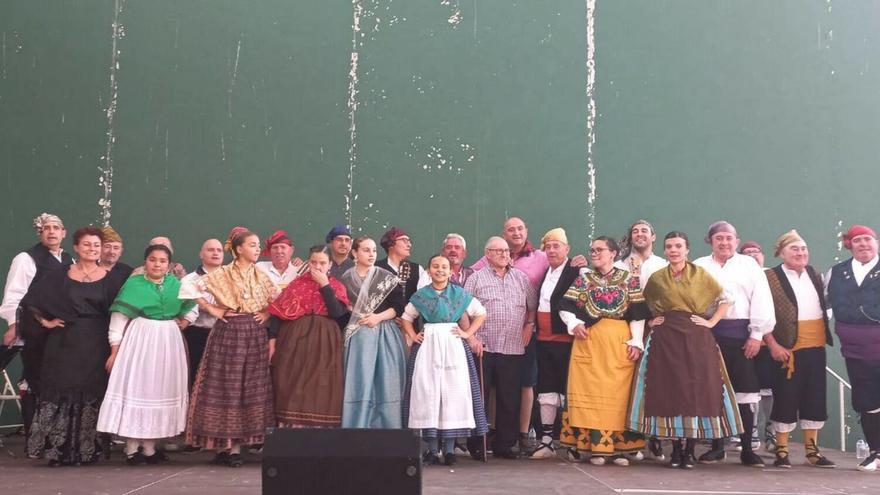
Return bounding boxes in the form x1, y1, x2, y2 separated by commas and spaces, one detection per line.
469, 449, 485, 461
125, 452, 147, 466
681, 451, 695, 469
698, 448, 726, 464
422, 452, 442, 465
210, 451, 230, 465
649, 438, 665, 461
669, 442, 682, 468
740, 449, 765, 468
493, 448, 518, 460
144, 451, 169, 465
806, 453, 836, 468
444, 453, 457, 466
227, 453, 243, 467
773, 452, 791, 469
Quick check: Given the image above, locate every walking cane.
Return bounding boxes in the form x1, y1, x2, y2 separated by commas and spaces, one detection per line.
479, 353, 488, 463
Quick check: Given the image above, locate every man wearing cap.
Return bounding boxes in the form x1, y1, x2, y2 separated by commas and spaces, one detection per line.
762, 230, 835, 468
826, 224, 880, 472
376, 226, 429, 303
100, 226, 133, 287
326, 224, 355, 280
442, 233, 474, 287
256, 230, 300, 290
737, 240, 777, 452
694, 221, 775, 467
0, 213, 72, 438
179, 239, 225, 390
530, 228, 580, 459
464, 236, 538, 459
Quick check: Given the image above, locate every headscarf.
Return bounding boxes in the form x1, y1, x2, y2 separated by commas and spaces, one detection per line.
704, 220, 737, 244
33, 213, 64, 233
261, 229, 292, 257
325, 224, 352, 243
101, 226, 123, 244
224, 226, 250, 255
738, 240, 762, 254
773, 230, 804, 257
842, 225, 878, 250
380, 226, 408, 252
540, 228, 568, 249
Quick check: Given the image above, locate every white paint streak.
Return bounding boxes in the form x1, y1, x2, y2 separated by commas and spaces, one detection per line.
228, 35, 242, 119
1, 31, 7, 79
98, 0, 125, 227
442, 0, 463, 27
345, 0, 364, 228
220, 132, 227, 162
584, 0, 598, 239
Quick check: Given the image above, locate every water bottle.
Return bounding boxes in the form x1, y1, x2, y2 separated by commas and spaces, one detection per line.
856, 439, 870, 459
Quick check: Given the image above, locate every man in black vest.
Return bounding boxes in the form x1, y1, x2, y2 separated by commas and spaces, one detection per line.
762, 230, 835, 469
0, 213, 72, 438
826, 224, 880, 472
530, 228, 579, 459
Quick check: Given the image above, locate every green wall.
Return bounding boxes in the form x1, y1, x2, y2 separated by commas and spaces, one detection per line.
2, 0, 878, 449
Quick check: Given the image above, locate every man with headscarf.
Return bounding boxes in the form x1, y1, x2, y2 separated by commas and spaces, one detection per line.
376, 226, 429, 303
529, 228, 580, 459
0, 213, 72, 439
256, 230, 300, 290
100, 226, 133, 287
826, 225, 880, 472
762, 230, 835, 468
694, 221, 775, 467
326, 224, 355, 280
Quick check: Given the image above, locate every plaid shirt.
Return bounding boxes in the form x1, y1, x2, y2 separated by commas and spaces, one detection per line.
464, 266, 537, 355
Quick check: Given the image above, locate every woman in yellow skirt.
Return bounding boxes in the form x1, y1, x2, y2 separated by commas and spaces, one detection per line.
558, 236, 648, 466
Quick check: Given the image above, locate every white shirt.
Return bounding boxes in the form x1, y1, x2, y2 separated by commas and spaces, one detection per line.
614, 253, 668, 290
256, 261, 299, 289
0, 249, 65, 325
181, 269, 219, 329
780, 265, 824, 320
694, 253, 776, 340
852, 255, 879, 286
538, 260, 568, 312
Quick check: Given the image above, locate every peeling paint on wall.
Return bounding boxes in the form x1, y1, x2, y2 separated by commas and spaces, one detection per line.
98, 0, 125, 227
584, 0, 597, 239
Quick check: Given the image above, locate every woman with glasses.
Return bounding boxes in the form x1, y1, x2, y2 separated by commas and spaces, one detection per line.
627, 231, 741, 469
558, 236, 648, 466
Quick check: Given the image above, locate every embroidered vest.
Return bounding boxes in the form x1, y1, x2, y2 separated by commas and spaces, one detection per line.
765, 265, 832, 349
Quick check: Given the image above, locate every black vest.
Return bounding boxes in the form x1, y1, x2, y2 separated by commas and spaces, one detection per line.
376, 258, 421, 303
766, 264, 833, 348
18, 244, 72, 340
541, 261, 581, 334
827, 258, 880, 324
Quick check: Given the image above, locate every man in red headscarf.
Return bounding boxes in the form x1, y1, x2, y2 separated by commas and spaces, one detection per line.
826, 224, 880, 472
256, 230, 302, 290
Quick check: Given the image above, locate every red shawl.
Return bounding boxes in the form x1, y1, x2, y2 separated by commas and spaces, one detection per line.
268, 275, 350, 321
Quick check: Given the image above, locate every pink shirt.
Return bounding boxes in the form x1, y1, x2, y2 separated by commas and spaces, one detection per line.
471, 247, 549, 290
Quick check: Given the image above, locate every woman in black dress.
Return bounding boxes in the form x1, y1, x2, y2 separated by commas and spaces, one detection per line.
24, 227, 125, 466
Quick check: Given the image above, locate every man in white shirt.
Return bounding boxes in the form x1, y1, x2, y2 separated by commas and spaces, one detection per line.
256, 230, 301, 290
616, 219, 668, 291
826, 224, 880, 472
0, 213, 71, 439
180, 239, 224, 388
694, 221, 775, 467
530, 228, 580, 459
762, 230, 835, 469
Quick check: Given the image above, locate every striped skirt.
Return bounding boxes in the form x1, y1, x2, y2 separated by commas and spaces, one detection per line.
402, 332, 488, 439
627, 311, 743, 439
186, 315, 274, 449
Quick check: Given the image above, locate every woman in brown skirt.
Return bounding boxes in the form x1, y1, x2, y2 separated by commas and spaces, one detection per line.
267, 245, 350, 428
180, 227, 279, 467
626, 231, 742, 469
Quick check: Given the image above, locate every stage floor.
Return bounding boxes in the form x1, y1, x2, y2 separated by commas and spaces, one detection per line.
0, 434, 876, 495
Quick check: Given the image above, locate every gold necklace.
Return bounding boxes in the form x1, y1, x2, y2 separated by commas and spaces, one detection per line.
77, 263, 100, 282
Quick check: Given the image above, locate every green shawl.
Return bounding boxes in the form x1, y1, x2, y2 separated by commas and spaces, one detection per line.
642, 262, 722, 316
110, 274, 196, 320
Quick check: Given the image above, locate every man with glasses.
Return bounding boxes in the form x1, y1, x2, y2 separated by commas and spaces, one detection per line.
465, 236, 538, 459
377, 226, 429, 303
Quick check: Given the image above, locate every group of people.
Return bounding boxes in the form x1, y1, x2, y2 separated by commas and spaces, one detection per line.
1, 213, 879, 474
